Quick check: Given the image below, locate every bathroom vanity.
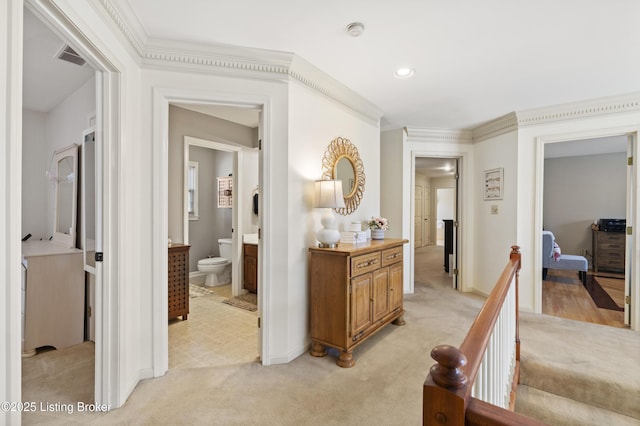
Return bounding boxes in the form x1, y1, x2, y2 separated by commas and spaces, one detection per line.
243, 243, 258, 294
308, 238, 408, 367
22, 241, 84, 355
168, 244, 190, 320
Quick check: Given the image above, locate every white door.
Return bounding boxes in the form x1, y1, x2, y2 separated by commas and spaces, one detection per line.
424, 187, 431, 245
414, 184, 423, 247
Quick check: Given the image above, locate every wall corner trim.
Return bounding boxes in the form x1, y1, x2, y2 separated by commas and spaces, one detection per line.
472, 112, 519, 142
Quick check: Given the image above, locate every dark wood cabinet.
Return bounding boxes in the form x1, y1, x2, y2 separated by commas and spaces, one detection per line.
168, 244, 189, 320
309, 239, 408, 367
443, 219, 454, 273
243, 243, 258, 294
592, 230, 625, 273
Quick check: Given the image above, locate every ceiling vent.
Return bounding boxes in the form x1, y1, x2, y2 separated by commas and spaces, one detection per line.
55, 44, 86, 67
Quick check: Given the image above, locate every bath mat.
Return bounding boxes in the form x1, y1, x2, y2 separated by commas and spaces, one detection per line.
189, 284, 216, 298
222, 293, 257, 312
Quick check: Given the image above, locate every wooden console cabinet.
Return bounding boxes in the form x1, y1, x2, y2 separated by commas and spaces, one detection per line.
592, 230, 625, 273
309, 238, 408, 367
243, 243, 258, 294
168, 244, 189, 320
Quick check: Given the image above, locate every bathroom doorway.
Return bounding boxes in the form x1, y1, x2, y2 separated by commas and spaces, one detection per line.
20, 5, 112, 409
166, 104, 261, 369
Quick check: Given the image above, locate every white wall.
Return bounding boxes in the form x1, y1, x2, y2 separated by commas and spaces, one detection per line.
288, 80, 381, 358
544, 152, 626, 255
381, 129, 405, 240
21, 76, 95, 240
473, 131, 518, 296
22, 109, 48, 239
168, 104, 256, 244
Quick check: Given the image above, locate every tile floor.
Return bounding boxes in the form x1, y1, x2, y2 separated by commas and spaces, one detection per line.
168, 283, 260, 369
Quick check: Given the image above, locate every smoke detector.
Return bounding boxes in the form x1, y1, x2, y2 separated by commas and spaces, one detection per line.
55, 44, 86, 67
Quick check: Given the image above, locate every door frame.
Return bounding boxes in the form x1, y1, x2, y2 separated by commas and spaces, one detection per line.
8, 0, 122, 410
151, 89, 270, 375
534, 128, 639, 331
410, 151, 469, 293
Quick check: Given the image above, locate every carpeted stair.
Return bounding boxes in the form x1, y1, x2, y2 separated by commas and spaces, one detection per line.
514, 313, 640, 425
515, 385, 640, 426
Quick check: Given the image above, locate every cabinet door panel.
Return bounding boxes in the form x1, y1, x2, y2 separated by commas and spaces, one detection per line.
389, 262, 403, 312
372, 268, 389, 322
351, 273, 372, 338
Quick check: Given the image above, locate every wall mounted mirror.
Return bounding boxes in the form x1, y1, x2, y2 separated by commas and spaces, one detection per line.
321, 137, 365, 215
52, 144, 78, 248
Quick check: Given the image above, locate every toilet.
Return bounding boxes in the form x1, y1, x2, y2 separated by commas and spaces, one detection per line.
197, 238, 232, 287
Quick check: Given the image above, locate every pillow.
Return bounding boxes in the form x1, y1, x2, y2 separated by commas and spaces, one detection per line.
553, 242, 561, 261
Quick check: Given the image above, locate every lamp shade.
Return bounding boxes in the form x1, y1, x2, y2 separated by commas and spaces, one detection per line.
314, 180, 346, 209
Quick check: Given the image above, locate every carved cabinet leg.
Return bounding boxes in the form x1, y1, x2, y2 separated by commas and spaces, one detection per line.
392, 314, 406, 326
337, 350, 355, 368
310, 341, 327, 357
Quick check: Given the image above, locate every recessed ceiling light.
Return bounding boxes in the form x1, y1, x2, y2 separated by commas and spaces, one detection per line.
394, 68, 415, 79
346, 22, 365, 37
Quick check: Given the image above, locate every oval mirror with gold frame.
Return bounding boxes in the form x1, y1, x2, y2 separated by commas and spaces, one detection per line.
321, 137, 365, 215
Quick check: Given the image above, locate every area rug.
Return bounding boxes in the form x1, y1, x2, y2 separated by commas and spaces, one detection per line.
222, 293, 257, 312
585, 276, 624, 311
189, 283, 216, 298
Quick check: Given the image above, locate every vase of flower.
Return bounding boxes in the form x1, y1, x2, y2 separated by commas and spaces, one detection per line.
371, 229, 385, 240
368, 216, 389, 240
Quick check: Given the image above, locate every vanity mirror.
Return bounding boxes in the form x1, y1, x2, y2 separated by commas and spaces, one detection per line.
52, 144, 79, 248
321, 137, 365, 215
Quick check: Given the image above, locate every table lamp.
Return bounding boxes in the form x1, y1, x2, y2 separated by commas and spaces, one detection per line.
314, 180, 346, 248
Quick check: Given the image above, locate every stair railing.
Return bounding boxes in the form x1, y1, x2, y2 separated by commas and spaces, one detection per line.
423, 246, 544, 425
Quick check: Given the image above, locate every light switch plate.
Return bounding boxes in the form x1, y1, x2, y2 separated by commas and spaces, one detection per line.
491, 205, 498, 215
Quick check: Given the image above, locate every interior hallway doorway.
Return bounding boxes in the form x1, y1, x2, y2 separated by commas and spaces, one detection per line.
414, 157, 459, 290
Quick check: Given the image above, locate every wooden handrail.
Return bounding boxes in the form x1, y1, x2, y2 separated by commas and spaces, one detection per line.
423, 246, 544, 425
458, 246, 521, 403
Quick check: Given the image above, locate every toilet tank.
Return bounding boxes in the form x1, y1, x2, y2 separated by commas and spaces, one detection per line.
218, 238, 232, 260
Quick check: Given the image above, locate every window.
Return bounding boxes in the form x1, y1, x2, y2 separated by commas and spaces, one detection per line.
187, 161, 198, 220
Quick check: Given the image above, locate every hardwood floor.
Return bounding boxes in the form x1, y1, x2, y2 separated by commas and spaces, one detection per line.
542, 269, 627, 328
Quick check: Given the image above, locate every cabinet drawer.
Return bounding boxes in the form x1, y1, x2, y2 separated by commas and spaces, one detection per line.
599, 243, 624, 253
351, 252, 381, 277
381, 246, 403, 267
598, 233, 625, 244
244, 243, 258, 257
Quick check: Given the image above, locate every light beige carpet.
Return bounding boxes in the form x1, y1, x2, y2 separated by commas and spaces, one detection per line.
20, 245, 640, 425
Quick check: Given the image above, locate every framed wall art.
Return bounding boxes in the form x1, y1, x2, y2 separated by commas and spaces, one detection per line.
484, 167, 503, 200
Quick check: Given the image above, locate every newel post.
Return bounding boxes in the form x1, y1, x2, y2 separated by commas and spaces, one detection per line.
423, 345, 468, 425
510, 245, 521, 363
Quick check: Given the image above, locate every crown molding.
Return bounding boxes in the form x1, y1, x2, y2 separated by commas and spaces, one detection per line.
515, 92, 640, 127
97, 1, 382, 125
472, 112, 519, 143
405, 128, 473, 144
98, 0, 146, 56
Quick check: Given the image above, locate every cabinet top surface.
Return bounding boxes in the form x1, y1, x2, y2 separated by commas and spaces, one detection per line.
168, 243, 190, 250
22, 240, 82, 257
309, 238, 408, 256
